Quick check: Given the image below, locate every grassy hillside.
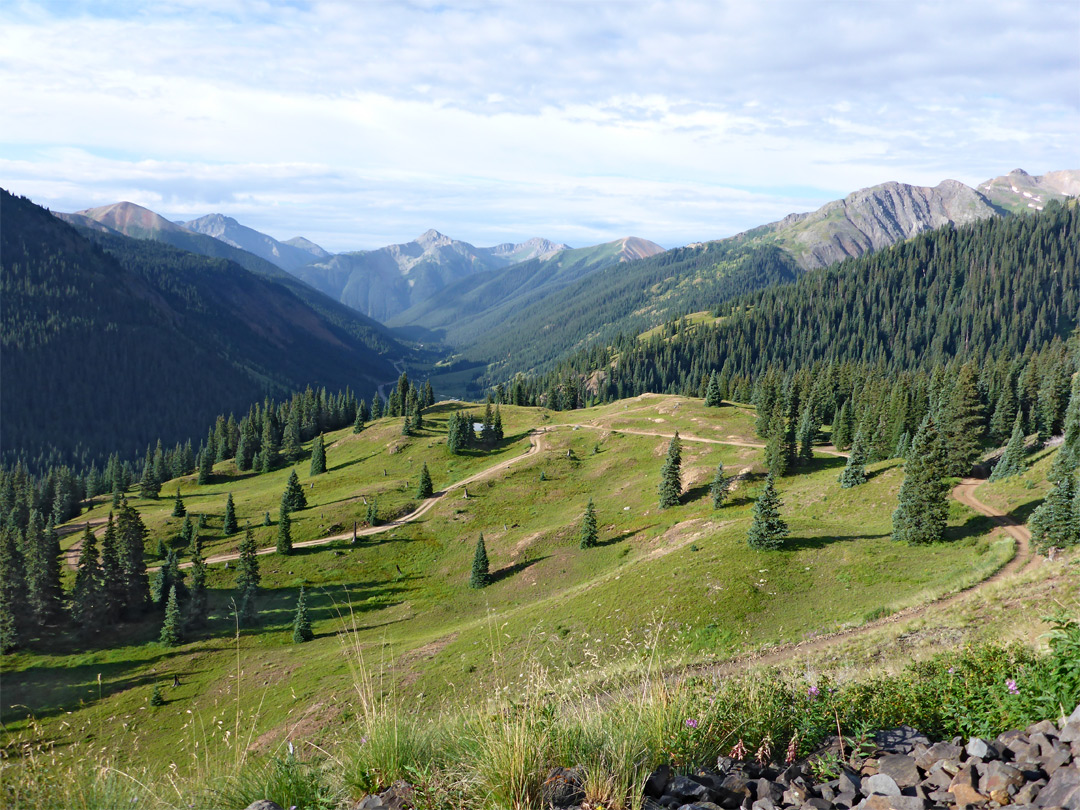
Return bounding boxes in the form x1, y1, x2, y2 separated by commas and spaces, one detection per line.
2, 396, 1017, 776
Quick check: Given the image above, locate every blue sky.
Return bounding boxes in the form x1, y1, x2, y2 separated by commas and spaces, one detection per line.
1, 0, 1077, 251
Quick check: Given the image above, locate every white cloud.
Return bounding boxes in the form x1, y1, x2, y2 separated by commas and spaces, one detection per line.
0, 0, 1077, 250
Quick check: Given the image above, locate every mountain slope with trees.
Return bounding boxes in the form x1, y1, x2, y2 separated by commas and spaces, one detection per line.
1, 190, 404, 469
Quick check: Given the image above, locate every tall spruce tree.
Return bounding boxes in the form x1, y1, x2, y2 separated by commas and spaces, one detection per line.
417, 463, 434, 499
310, 434, 327, 475
941, 363, 986, 477
222, 493, 238, 536
838, 429, 869, 488
658, 432, 682, 508
236, 528, 260, 626
236, 418, 258, 471
710, 463, 731, 509
283, 470, 307, 511
117, 501, 150, 616
292, 586, 314, 643
179, 514, 195, 551
989, 413, 1028, 481
796, 406, 817, 464
0, 526, 24, 652
704, 372, 723, 407
100, 513, 125, 621
186, 542, 208, 630
833, 400, 855, 451
258, 414, 281, 472
892, 415, 950, 545
747, 474, 788, 550
159, 585, 183, 646
172, 488, 186, 517
197, 445, 213, 485
282, 407, 303, 462
492, 406, 504, 442
579, 499, 598, 549
1029, 465, 1078, 553
1059, 375, 1080, 470
469, 534, 491, 589
353, 406, 365, 434
276, 508, 293, 555
24, 510, 62, 627
365, 497, 379, 527
371, 392, 383, 420
71, 525, 105, 637
764, 408, 790, 477
139, 452, 161, 500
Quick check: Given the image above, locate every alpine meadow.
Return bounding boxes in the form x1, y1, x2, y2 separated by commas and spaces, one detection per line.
2, 3, 1080, 809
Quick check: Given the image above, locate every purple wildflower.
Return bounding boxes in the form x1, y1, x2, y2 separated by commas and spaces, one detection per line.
807, 685, 820, 698
1006, 679, 1019, 695
685, 718, 699, 729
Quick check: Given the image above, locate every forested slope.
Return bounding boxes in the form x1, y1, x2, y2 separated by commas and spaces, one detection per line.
1, 190, 402, 469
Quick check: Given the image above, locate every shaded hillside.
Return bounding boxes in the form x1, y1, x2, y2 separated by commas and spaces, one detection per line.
293, 230, 568, 321
1, 190, 402, 468
388, 236, 664, 344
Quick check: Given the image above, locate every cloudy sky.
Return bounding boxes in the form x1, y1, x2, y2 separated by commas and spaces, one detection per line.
1, 1, 1077, 251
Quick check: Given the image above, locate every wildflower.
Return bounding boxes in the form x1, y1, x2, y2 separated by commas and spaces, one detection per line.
785, 734, 798, 765
807, 685, 820, 698
1006, 678, 1019, 695
947, 667, 955, 674
729, 738, 747, 760
685, 718, 698, 729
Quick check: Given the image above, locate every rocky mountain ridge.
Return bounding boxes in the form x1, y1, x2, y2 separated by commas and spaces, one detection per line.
182, 212, 329, 271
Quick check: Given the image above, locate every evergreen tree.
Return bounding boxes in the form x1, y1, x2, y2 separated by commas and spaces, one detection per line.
365, 497, 379, 527
579, 499, 599, 549
353, 406, 365, 434
197, 445, 213, 485
417, 463, 434, 499
24, 511, 62, 627
222, 493, 238, 536
0, 527, 24, 652
941, 362, 986, 477
1059, 375, 1080, 470
276, 508, 293, 555
747, 474, 789, 550
283, 470, 307, 511
159, 585, 183, 646
838, 429, 869, 488
100, 514, 125, 621
236, 418, 258, 471
710, 463, 731, 509
310, 434, 327, 475
892, 415, 950, 545
447, 411, 464, 454
833, 399, 855, 451
139, 456, 160, 500
186, 542, 208, 630
764, 409, 790, 477
704, 372, 723, 407
282, 406, 303, 462
172, 488, 186, 517
796, 406, 816, 464
292, 586, 314, 643
258, 414, 281, 472
423, 381, 435, 408
236, 528, 260, 593
492, 405, 504, 442
371, 393, 383, 420
149, 684, 165, 706
263, 511, 272, 526
893, 431, 912, 459
989, 413, 1028, 482
117, 501, 150, 616
70, 525, 105, 636
469, 534, 491, 589
112, 479, 124, 508
1029, 467, 1078, 553
179, 514, 195, 550
988, 383, 1019, 446
658, 432, 682, 509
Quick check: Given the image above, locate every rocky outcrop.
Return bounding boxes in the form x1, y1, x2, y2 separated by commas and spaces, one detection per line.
183, 213, 329, 272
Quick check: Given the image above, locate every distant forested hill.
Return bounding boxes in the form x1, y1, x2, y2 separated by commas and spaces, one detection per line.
517, 201, 1079, 403
1, 189, 404, 469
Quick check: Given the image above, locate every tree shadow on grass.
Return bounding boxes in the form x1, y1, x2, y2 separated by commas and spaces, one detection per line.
1007, 499, 1042, 527
597, 525, 657, 547
783, 532, 890, 551
490, 555, 550, 585
329, 451, 382, 474
943, 513, 999, 543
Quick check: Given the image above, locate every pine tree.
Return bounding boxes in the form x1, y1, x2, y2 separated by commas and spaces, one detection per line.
579, 499, 599, 549
838, 429, 869, 488
941, 363, 986, 477
186, 543, 208, 630
149, 684, 165, 706
0, 526, 24, 652
222, 493, 238, 536
710, 463, 731, 509
236, 528, 260, 593
283, 470, 307, 511
892, 415, 950, 545
139, 452, 161, 500
1029, 467, 1078, 553
417, 463, 434, 499
159, 585, 183, 646
70, 525, 105, 636
292, 586, 314, 643
833, 400, 855, 451
116, 501, 150, 616
24, 510, 62, 627
263, 511, 272, 526
764, 412, 790, 477
492, 406, 504, 442
658, 431, 682, 509
197, 445, 213, 485
447, 411, 464, 454
100, 513, 125, 621
371, 393, 383, 420
276, 508, 292, 555
172, 488, 186, 517
258, 414, 281, 472
893, 431, 912, 459
989, 413, 1028, 481
179, 514, 195, 550
282, 406, 303, 462
1059, 375, 1080, 470
469, 534, 491, 589
796, 406, 816, 464
310, 434, 327, 475
747, 474, 789, 550
705, 372, 723, 407
353, 406, 365, 434
236, 417, 258, 471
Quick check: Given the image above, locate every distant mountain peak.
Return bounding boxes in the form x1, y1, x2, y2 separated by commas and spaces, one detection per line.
181, 212, 331, 271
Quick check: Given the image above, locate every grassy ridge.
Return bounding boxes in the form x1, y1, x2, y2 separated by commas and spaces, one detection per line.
3, 396, 1015, 773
